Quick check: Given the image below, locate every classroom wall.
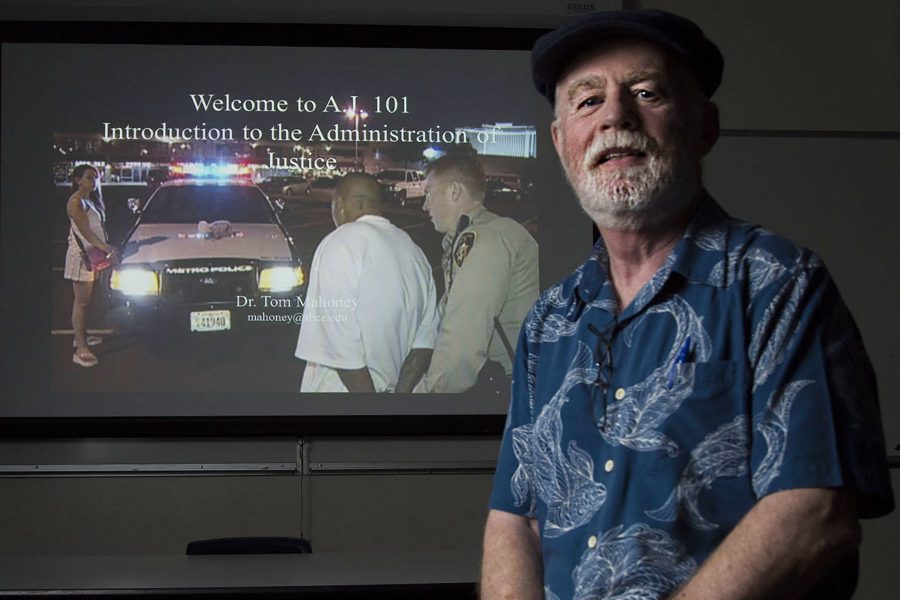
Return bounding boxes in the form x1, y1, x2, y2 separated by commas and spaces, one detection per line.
1, 1, 897, 598
0, 437, 498, 555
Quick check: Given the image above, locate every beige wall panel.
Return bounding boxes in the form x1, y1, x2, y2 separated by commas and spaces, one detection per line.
303, 473, 493, 553
639, 0, 900, 131
0, 476, 301, 555
703, 136, 900, 449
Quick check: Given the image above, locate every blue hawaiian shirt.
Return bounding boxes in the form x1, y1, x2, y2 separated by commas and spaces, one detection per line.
489, 194, 894, 600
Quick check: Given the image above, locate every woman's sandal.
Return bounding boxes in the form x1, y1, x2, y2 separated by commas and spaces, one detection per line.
73, 350, 99, 368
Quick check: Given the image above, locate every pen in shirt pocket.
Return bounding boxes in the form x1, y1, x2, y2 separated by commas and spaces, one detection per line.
666, 336, 692, 389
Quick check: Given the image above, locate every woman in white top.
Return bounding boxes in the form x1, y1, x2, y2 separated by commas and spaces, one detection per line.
64, 164, 116, 367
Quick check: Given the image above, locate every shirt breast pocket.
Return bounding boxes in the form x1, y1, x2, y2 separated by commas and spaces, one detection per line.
680, 359, 745, 438
687, 360, 739, 397
645, 360, 744, 475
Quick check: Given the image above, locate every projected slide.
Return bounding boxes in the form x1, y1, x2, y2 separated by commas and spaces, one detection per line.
25, 44, 541, 395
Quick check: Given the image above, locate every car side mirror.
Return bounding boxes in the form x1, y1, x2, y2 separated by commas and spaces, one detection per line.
127, 197, 142, 214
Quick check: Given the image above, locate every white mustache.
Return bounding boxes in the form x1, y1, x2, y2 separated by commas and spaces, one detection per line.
583, 131, 658, 169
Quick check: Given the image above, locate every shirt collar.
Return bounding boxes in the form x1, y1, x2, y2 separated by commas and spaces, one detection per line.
669, 192, 732, 288
355, 214, 389, 225
574, 191, 732, 308
443, 205, 490, 247
463, 205, 488, 226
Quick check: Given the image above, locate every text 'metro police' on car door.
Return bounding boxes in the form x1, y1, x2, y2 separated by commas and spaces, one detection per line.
108, 179, 305, 336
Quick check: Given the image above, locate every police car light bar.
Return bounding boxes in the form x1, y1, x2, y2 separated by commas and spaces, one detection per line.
170, 162, 252, 179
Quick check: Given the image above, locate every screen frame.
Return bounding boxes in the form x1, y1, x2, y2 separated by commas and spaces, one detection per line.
0, 19, 573, 438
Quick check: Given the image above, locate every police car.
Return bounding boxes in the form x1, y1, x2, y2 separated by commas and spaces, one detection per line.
108, 177, 305, 335
375, 169, 426, 206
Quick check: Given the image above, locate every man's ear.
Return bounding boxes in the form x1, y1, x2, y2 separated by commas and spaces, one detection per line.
332, 194, 345, 224
699, 101, 720, 156
449, 180, 464, 203
551, 118, 563, 158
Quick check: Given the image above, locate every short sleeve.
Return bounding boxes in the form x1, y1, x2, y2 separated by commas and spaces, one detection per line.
294, 238, 366, 369
748, 256, 894, 518
489, 317, 538, 518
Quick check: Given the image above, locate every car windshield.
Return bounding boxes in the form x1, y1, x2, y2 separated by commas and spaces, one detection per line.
140, 185, 274, 224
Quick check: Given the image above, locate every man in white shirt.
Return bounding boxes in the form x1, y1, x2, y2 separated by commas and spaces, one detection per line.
295, 172, 438, 392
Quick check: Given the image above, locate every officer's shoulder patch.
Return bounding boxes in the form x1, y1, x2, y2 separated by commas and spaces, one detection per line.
454, 231, 476, 267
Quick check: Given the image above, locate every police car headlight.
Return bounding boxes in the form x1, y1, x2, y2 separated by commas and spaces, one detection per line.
259, 266, 304, 292
110, 268, 160, 296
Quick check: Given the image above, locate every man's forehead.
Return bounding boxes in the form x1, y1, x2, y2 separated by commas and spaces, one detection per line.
555, 38, 695, 103
564, 67, 665, 92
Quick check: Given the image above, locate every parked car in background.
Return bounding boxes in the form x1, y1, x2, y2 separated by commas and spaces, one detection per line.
486, 174, 534, 202
485, 176, 524, 202
307, 176, 339, 200
258, 175, 307, 196
375, 169, 426, 206
282, 179, 312, 197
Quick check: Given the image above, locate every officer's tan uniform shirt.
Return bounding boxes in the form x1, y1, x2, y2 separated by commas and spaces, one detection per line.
420, 206, 538, 392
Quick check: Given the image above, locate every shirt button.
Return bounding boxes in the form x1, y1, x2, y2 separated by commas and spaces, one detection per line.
587, 535, 598, 549
614, 387, 626, 400
604, 459, 615, 473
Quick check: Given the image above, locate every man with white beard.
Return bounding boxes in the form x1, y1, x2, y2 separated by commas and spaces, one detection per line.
481, 9, 893, 600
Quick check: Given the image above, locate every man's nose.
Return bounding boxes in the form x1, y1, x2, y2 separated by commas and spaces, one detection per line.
599, 87, 639, 132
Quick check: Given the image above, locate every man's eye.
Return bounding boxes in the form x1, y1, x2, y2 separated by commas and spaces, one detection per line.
635, 89, 658, 100
577, 96, 601, 109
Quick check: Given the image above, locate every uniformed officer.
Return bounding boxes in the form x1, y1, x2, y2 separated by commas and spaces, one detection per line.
414, 154, 539, 393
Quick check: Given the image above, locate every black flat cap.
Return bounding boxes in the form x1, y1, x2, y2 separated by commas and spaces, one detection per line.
532, 9, 724, 106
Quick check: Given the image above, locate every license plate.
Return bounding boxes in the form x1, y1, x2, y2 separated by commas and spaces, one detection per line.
190, 310, 231, 332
